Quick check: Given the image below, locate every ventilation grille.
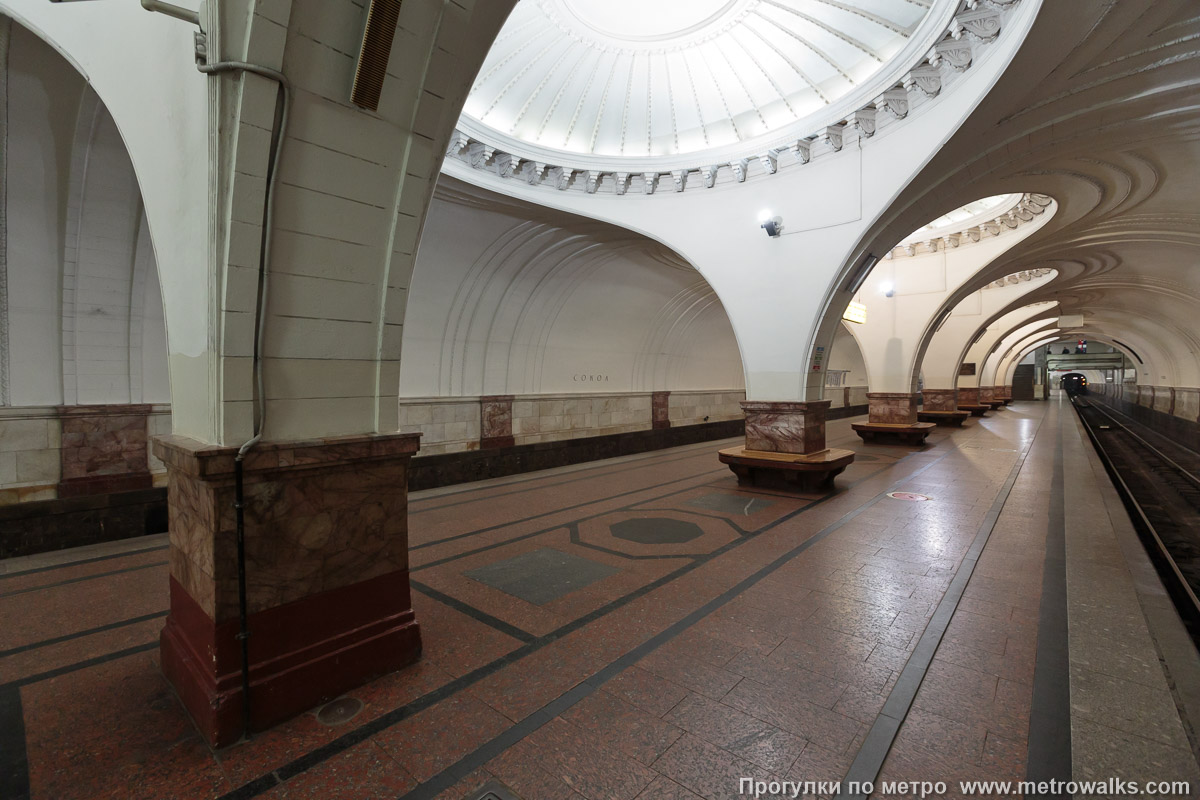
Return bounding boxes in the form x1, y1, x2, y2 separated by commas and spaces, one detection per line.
351, 0, 402, 112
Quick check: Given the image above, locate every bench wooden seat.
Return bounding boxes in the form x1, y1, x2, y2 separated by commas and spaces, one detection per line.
718, 446, 855, 493
850, 421, 936, 445
917, 410, 970, 426
958, 404, 990, 416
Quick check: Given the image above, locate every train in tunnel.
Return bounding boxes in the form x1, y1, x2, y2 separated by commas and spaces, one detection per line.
1061, 373, 1089, 396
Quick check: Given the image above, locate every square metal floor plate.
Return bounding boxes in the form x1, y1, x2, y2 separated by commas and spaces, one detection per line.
686, 492, 775, 516
469, 779, 523, 800
464, 547, 619, 605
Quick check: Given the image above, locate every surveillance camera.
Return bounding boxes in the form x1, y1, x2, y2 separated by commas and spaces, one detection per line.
761, 216, 783, 237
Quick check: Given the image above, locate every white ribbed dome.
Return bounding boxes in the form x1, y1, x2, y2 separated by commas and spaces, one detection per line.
901, 194, 1023, 243
463, 0, 937, 161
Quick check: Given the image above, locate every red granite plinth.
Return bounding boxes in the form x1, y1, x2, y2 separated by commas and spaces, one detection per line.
152, 431, 423, 748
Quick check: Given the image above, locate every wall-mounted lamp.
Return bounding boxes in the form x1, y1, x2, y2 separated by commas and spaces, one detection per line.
758, 209, 783, 238
880, 280, 895, 298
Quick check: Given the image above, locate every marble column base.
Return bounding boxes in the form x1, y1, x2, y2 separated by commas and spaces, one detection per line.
152, 431, 423, 747
866, 392, 918, 424
921, 389, 959, 412
741, 400, 830, 455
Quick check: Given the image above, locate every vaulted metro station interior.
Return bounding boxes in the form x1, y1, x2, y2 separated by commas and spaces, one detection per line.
1, 1, 1199, 798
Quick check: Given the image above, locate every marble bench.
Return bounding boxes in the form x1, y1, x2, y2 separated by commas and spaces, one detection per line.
917, 409, 970, 426
851, 421, 936, 445
718, 446, 855, 493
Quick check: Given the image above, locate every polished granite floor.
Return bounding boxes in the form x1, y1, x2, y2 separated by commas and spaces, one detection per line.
2, 402, 1197, 800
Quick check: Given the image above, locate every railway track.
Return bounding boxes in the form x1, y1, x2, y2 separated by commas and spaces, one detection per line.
1073, 396, 1200, 641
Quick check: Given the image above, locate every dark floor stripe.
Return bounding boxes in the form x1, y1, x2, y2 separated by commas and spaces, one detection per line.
0, 611, 167, 659
410, 464, 729, 552
839, 406, 1048, 800
394, 445, 968, 800
409, 442, 732, 515
214, 454, 923, 800
0, 561, 167, 599
0, 641, 158, 691
0, 686, 30, 800
411, 467, 730, 571
1026, 401, 1072, 794
0, 544, 168, 582
410, 581, 537, 644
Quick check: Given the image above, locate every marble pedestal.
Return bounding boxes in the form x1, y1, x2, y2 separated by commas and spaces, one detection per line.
153, 432, 423, 748
921, 389, 958, 413
957, 387, 990, 416
734, 400, 852, 492
866, 392, 918, 424
980, 387, 1005, 409
854, 393, 933, 443
917, 389, 970, 425
741, 400, 830, 454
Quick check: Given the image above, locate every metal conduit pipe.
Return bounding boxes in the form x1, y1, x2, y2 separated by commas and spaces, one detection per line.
138, 1, 292, 741
140, 0, 201, 26
198, 52, 290, 742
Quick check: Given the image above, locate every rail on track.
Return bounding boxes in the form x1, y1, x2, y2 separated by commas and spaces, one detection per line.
1072, 396, 1200, 641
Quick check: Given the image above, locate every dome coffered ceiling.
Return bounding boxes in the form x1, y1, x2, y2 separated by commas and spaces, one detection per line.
463, 0, 942, 161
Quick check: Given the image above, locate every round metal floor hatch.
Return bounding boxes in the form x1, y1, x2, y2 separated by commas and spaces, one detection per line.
887, 491, 932, 502
316, 697, 363, 726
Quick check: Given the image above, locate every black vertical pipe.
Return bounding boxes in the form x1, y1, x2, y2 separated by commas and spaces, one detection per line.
233, 456, 252, 740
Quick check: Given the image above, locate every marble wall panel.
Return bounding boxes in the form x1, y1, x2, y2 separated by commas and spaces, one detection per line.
480, 395, 514, 448
1174, 388, 1199, 422
652, 391, 670, 429
1152, 386, 1173, 414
